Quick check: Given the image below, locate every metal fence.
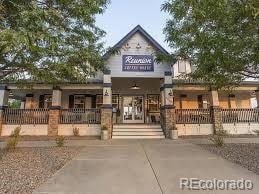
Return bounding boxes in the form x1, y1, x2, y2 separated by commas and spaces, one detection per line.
175, 109, 212, 124
3, 108, 49, 124
222, 108, 259, 123
60, 108, 101, 124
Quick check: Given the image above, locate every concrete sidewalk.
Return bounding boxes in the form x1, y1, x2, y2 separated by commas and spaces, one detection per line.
33, 140, 258, 194
1, 137, 259, 148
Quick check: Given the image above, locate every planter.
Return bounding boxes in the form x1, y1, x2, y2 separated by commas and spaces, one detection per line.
101, 130, 108, 140
170, 130, 178, 140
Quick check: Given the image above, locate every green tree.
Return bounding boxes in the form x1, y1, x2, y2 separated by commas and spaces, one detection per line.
0, 0, 109, 83
162, 0, 259, 89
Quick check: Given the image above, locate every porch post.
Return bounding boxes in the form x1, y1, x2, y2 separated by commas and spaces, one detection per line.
101, 70, 113, 140
160, 80, 165, 130
163, 72, 177, 139
210, 90, 223, 132
0, 86, 9, 136
25, 94, 34, 109
48, 86, 62, 136
255, 88, 259, 108
20, 101, 25, 109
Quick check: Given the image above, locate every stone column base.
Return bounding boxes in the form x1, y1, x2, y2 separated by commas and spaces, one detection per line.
48, 108, 60, 136
211, 106, 223, 133
162, 106, 177, 139
170, 130, 178, 140
101, 107, 113, 139
0, 110, 3, 136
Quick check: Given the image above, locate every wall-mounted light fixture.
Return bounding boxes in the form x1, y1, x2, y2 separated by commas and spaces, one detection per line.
104, 89, 109, 96
131, 82, 140, 90
168, 89, 173, 97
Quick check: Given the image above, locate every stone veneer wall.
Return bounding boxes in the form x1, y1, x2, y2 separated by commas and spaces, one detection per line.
101, 108, 113, 138
47, 109, 60, 136
211, 106, 223, 132
162, 107, 176, 138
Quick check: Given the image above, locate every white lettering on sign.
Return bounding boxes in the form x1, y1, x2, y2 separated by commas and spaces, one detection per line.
125, 56, 152, 64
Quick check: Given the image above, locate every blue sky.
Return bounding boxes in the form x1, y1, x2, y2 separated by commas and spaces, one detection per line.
96, 0, 171, 52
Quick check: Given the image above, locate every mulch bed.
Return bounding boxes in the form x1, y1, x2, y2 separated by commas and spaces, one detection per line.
200, 143, 259, 175
0, 147, 82, 194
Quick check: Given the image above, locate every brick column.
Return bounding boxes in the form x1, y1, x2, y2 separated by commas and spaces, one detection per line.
210, 90, 223, 132
162, 72, 177, 139
0, 86, 9, 136
48, 86, 62, 136
101, 70, 113, 139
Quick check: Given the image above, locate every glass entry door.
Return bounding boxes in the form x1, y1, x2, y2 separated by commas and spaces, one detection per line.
123, 96, 144, 123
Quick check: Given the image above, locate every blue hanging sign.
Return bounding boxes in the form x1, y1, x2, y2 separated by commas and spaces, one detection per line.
122, 55, 154, 72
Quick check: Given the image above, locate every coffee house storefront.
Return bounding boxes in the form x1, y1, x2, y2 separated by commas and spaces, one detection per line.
1, 25, 258, 139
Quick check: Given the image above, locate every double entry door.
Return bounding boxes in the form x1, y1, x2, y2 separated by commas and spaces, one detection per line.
123, 96, 144, 123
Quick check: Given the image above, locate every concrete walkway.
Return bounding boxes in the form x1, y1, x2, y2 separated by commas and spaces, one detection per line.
34, 139, 258, 194
1, 137, 259, 148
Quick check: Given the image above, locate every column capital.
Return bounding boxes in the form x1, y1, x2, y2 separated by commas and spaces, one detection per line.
53, 86, 62, 91
103, 69, 111, 75
164, 71, 172, 76
160, 84, 164, 91
103, 83, 112, 87
101, 104, 113, 109
228, 94, 235, 98
164, 84, 173, 88
49, 106, 61, 110
26, 94, 34, 97
0, 105, 7, 110
0, 85, 8, 91
161, 105, 175, 110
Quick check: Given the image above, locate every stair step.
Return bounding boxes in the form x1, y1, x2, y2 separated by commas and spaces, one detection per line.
112, 135, 165, 139
113, 125, 161, 129
113, 128, 162, 132
112, 124, 165, 139
113, 131, 164, 136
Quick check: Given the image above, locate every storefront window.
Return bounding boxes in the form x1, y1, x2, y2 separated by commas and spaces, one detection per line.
147, 95, 160, 112
74, 95, 85, 109
44, 95, 52, 108
96, 95, 103, 108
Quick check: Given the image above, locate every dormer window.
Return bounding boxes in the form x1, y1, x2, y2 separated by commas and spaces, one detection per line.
178, 60, 187, 73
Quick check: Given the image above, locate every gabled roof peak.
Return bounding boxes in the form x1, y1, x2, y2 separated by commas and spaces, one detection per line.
103, 25, 169, 58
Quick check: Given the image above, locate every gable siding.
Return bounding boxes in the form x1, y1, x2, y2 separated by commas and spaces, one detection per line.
106, 33, 171, 78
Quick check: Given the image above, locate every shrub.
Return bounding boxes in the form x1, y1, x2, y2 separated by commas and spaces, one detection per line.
55, 136, 66, 147
0, 147, 7, 160
253, 130, 259, 136
209, 130, 228, 147
10, 126, 21, 138
5, 126, 21, 150
73, 127, 80, 136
